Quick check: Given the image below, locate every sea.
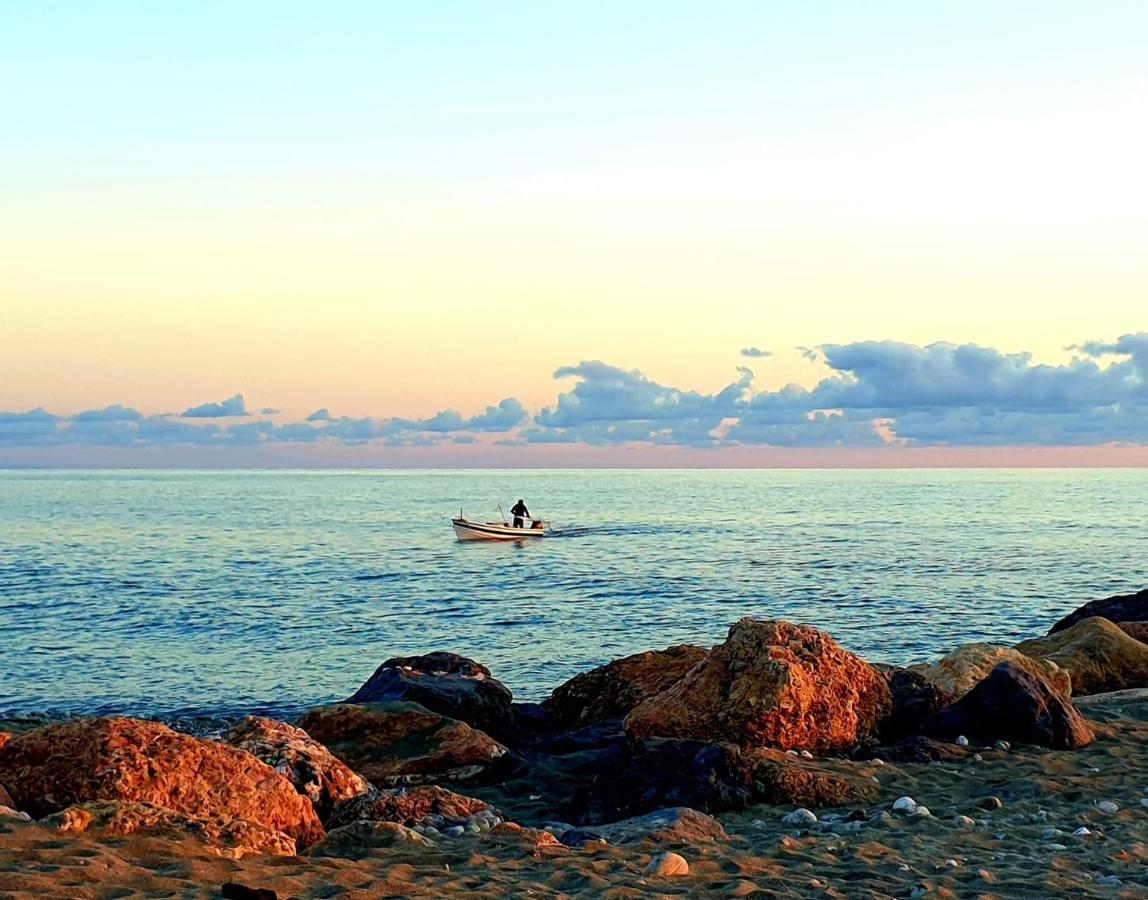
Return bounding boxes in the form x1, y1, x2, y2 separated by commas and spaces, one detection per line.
1, 468, 1145, 721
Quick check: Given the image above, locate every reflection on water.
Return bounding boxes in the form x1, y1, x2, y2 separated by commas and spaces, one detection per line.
1, 468, 1146, 718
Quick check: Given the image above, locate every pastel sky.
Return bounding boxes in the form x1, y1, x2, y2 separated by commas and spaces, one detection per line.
2, 2, 1146, 465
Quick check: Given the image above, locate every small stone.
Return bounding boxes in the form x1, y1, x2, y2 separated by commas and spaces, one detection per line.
977, 869, 995, 882
870, 811, 895, 826
953, 816, 975, 829
955, 735, 969, 746
1040, 827, 1063, 839
785, 749, 799, 756
872, 758, 886, 767
1140, 798, 1148, 809
778, 836, 797, 849
893, 796, 918, 814
977, 796, 1003, 811
466, 823, 482, 834
1046, 842, 1068, 850
910, 886, 929, 898
1097, 800, 1119, 814
644, 851, 689, 877
1073, 826, 1091, 836
1096, 875, 1123, 887
911, 806, 932, 818
994, 833, 1006, 840
799, 750, 814, 760
782, 808, 818, 826
973, 753, 984, 762
993, 740, 1010, 751
750, 819, 767, 830
443, 825, 465, 837
944, 858, 959, 867
809, 879, 824, 889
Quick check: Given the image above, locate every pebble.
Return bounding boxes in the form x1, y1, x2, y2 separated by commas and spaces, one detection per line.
466, 823, 482, 835
955, 735, 969, 746
644, 852, 689, 877
443, 825, 465, 837
1097, 800, 1120, 814
750, 819, 767, 830
1140, 798, 1148, 809
1046, 843, 1068, 850
1073, 827, 1091, 837
911, 806, 932, 819
785, 750, 799, 757
993, 740, 1011, 751
1096, 875, 1123, 887
872, 758, 886, 767
1040, 827, 1063, 839
953, 816, 975, 829
977, 869, 995, 882
782, 808, 818, 826
799, 750, 814, 760
944, 859, 959, 868
977, 796, 1003, 811
909, 886, 929, 898
973, 753, 984, 762
870, 811, 895, 827
893, 796, 918, 814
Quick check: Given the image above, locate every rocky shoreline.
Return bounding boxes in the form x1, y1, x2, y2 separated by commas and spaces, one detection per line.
2, 587, 1148, 898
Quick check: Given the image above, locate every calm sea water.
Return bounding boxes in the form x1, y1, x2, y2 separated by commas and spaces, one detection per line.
1, 469, 1145, 720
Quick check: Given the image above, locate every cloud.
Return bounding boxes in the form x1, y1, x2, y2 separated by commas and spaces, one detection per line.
260, 407, 281, 415
181, 394, 248, 418
740, 346, 770, 359
3, 333, 1147, 452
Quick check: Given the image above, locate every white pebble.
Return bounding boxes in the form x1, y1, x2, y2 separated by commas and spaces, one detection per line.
782, 808, 818, 826
953, 816, 975, 829
1073, 826, 1091, 836
893, 796, 918, 814
993, 740, 1011, 751
785, 749, 799, 756
872, 758, 886, 767
1097, 800, 1120, 814
944, 858, 959, 867
1046, 842, 1068, 850
799, 750, 814, 760
750, 819, 767, 830
1140, 798, 1148, 809
911, 806, 932, 818
955, 735, 969, 746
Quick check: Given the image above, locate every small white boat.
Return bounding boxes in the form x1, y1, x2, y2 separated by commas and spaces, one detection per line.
452, 509, 548, 541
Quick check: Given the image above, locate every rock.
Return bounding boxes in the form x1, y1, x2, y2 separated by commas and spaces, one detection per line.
747, 749, 878, 808
542, 645, 708, 729
221, 885, 278, 900
594, 807, 726, 844
0, 718, 323, 847
893, 796, 918, 814
482, 822, 562, 851
879, 669, 955, 742
0, 784, 14, 809
1117, 621, 1148, 643
955, 735, 969, 746
305, 820, 434, 858
977, 796, 1004, 811
559, 828, 606, 847
346, 652, 515, 741
0, 733, 9, 749
1050, 587, 1148, 633
922, 663, 1095, 750
913, 642, 1072, 699
911, 806, 931, 818
859, 736, 969, 764
624, 619, 891, 754
222, 716, 370, 822
298, 702, 506, 787
644, 851, 689, 876
993, 740, 1011, 751
1096, 875, 1123, 887
1, 806, 31, 821
1016, 617, 1148, 696
326, 784, 493, 831
781, 808, 817, 826
1097, 800, 1119, 813
953, 815, 975, 828
1074, 826, 1092, 836
43, 800, 296, 858
569, 738, 754, 825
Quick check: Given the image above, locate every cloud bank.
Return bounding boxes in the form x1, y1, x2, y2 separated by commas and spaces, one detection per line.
3, 334, 1146, 452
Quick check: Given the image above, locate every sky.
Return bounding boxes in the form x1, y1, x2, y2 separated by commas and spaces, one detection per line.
2, 1, 1146, 466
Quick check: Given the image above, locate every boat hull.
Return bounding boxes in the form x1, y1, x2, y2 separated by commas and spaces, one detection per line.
452, 517, 546, 541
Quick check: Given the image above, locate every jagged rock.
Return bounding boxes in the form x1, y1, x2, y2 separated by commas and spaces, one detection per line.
1050, 587, 1148, 633
594, 807, 726, 844
304, 820, 434, 858
326, 784, 494, 830
912, 643, 1072, 698
625, 619, 891, 754
0, 718, 323, 847
298, 702, 506, 786
222, 716, 369, 821
746, 749, 879, 807
347, 652, 515, 740
542, 645, 708, 729
923, 662, 1095, 749
569, 739, 754, 826
1015, 617, 1148, 696
879, 669, 955, 741
43, 800, 296, 858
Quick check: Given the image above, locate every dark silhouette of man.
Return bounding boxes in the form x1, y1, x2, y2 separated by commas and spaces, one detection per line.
510, 499, 529, 528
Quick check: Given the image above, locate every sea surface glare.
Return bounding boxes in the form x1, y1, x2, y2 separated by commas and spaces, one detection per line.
2, 468, 1145, 719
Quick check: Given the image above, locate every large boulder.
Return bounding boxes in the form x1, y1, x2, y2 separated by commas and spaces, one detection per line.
542, 645, 708, 729
922, 662, 1095, 749
346, 652, 515, 740
0, 718, 324, 847
912, 642, 1072, 699
624, 619, 891, 754
1050, 587, 1148, 634
569, 739, 754, 826
43, 800, 297, 858
1015, 617, 1148, 696
327, 784, 494, 830
878, 668, 955, 742
297, 703, 507, 786
1117, 622, 1148, 643
222, 717, 369, 822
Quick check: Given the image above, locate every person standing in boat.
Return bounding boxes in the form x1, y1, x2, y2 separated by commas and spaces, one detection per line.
510, 499, 530, 528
